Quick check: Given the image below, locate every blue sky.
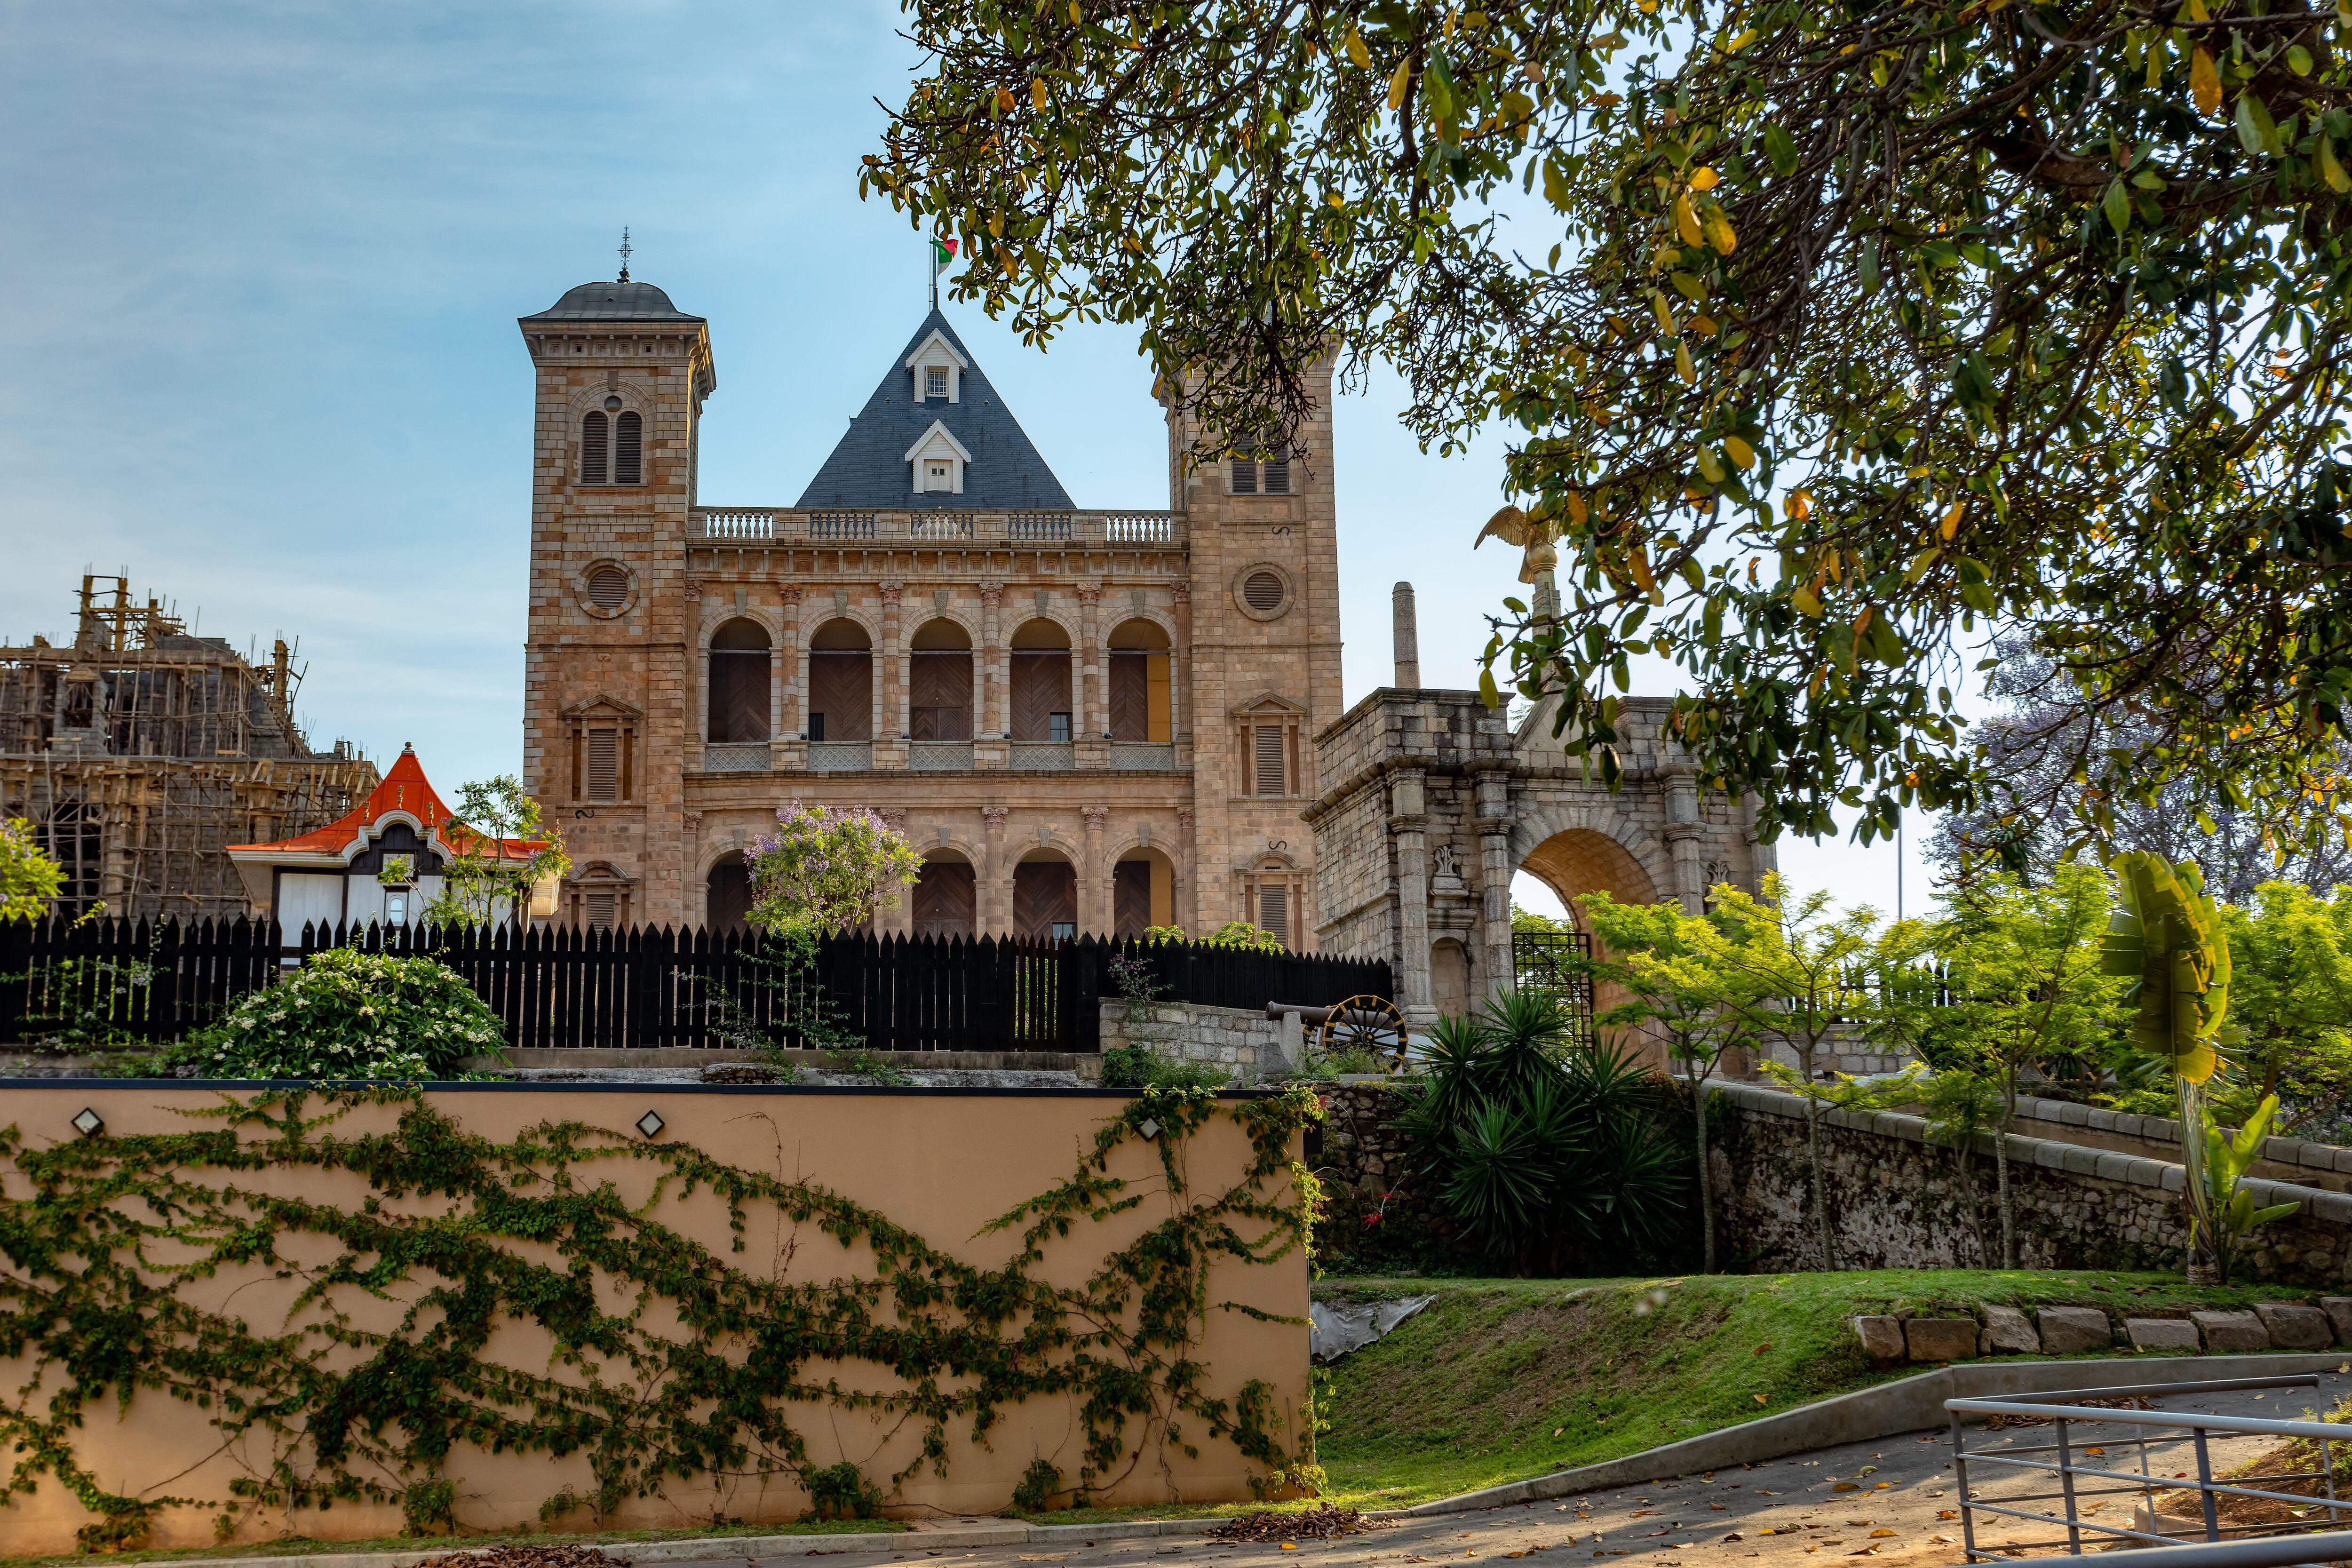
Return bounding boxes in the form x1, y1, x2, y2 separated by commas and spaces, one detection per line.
0, 0, 1927, 916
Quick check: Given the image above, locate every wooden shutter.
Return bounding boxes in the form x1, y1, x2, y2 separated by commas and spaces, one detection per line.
587, 730, 618, 800
1010, 653, 1070, 741
615, 412, 642, 484
913, 860, 976, 937
1254, 724, 1286, 796
808, 653, 873, 740
709, 652, 771, 742
1013, 860, 1078, 939
581, 413, 607, 484
585, 892, 616, 928
910, 652, 972, 740
706, 858, 753, 929
1108, 653, 1148, 740
1113, 860, 1152, 937
1258, 884, 1287, 943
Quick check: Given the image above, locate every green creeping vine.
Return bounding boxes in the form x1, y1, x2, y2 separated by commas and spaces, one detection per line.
0, 1082, 1322, 1549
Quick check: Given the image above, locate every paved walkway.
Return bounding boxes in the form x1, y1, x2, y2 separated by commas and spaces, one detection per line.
663, 1368, 2352, 1568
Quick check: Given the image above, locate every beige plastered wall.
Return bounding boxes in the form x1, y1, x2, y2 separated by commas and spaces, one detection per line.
0, 1085, 1309, 1552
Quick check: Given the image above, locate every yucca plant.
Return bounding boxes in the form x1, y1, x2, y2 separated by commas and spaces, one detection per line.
1398, 995, 1686, 1275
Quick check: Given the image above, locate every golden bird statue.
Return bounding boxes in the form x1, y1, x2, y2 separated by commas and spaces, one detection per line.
1474, 505, 1558, 583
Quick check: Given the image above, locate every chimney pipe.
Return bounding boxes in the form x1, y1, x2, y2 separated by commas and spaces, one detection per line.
1392, 581, 1421, 689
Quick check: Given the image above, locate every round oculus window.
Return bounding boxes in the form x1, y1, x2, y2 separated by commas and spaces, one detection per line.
603, 395, 624, 411
1242, 571, 1287, 612
587, 568, 629, 609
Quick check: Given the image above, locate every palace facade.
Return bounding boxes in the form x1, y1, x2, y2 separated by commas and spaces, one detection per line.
517, 277, 1343, 943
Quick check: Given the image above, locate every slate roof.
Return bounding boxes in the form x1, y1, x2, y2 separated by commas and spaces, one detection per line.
796, 310, 1074, 511
521, 280, 705, 323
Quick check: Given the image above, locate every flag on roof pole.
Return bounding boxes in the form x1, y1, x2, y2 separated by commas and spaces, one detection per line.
930, 236, 957, 309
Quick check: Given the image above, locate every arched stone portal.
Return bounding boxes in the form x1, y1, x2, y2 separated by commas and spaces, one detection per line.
1305, 687, 1772, 1028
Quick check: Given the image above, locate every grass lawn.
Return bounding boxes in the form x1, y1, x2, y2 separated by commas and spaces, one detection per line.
1027, 1267, 2324, 1526
0, 1518, 906, 1568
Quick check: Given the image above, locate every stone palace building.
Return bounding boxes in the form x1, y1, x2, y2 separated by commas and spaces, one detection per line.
517, 276, 1341, 942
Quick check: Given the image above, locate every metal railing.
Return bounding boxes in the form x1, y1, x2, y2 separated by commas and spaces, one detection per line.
1949, 1377, 2352, 1563
701, 742, 770, 773
690, 509, 1184, 548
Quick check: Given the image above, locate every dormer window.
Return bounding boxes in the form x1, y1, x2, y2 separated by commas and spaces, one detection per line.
905, 329, 969, 403
905, 419, 972, 496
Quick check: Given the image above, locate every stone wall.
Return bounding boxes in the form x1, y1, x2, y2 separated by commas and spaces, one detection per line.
1097, 998, 1297, 1078
1310, 1081, 1460, 1271
1708, 1081, 2352, 1286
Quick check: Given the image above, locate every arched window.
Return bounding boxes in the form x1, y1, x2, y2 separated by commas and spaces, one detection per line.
707, 618, 771, 743
581, 412, 608, 484
1108, 618, 1171, 742
1014, 851, 1078, 942
706, 853, 753, 930
615, 411, 642, 485
910, 618, 973, 744
1009, 618, 1073, 744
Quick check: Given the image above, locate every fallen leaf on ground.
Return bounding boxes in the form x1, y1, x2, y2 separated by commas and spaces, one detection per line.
1869, 1530, 1895, 1538
1755, 1344, 1772, 1354
1212, 1505, 1390, 1542
1937, 1511, 1958, 1521
1832, 1483, 1859, 1493
1756, 1395, 1769, 1405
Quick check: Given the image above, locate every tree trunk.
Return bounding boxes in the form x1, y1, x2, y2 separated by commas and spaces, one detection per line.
1691, 1063, 1716, 1274
1799, 1040, 1837, 1271
1995, 1077, 2017, 1270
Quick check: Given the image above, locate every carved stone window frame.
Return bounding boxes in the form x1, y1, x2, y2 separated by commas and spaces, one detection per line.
1231, 691, 1308, 799
574, 559, 640, 621
562, 694, 644, 806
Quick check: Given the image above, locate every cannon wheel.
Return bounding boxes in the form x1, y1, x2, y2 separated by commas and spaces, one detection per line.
1315, 994, 1409, 1072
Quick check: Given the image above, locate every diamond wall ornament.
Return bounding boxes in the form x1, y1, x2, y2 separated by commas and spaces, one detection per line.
635, 1110, 666, 1140
1138, 1118, 1160, 1140
71, 1107, 104, 1138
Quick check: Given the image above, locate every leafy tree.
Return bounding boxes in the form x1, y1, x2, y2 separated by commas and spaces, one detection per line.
424, 777, 571, 929
871, 0, 2352, 860
1573, 890, 1760, 1272
746, 802, 925, 937
1905, 863, 2124, 1267
0, 819, 64, 923
1512, 903, 1576, 935
1697, 874, 1923, 1269
1929, 645, 2352, 899
2208, 882, 2352, 1133
1143, 920, 1289, 950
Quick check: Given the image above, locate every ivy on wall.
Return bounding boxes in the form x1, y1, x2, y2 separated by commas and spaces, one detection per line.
0, 1084, 1323, 1550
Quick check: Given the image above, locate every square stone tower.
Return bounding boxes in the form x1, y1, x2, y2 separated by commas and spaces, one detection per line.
516, 280, 715, 928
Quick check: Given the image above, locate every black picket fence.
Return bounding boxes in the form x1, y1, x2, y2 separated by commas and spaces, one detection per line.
0, 915, 1392, 1056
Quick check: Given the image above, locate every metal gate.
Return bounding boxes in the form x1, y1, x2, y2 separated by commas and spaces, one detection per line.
1511, 929, 1596, 1046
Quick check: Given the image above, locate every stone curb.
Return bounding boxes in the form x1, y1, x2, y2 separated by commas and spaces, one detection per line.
1385, 1351, 2352, 1518
89, 1518, 1226, 1568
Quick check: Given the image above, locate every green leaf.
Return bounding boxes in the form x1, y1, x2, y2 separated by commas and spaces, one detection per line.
2237, 92, 2280, 157
2102, 179, 2132, 236
1763, 123, 1798, 176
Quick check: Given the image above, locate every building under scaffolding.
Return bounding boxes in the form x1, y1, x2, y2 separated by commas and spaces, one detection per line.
0, 576, 380, 922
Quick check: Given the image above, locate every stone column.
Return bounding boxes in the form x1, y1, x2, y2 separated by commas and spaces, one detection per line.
1392, 581, 1421, 689
977, 581, 1006, 768
1170, 583, 1192, 767
878, 582, 905, 768
1390, 768, 1434, 1027
981, 804, 1010, 935
1475, 768, 1515, 1001
1175, 807, 1196, 931
1665, 773, 1707, 913
684, 583, 707, 773
1081, 804, 1109, 935
1076, 585, 1107, 768
776, 586, 805, 769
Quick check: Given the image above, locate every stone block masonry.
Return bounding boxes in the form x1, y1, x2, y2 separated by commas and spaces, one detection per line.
1095, 999, 1293, 1079
1707, 1080, 2352, 1285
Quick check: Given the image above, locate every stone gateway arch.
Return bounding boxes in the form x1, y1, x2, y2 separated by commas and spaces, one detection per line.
1303, 585, 1774, 1028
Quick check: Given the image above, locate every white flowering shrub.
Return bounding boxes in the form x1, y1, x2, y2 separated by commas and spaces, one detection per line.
185, 947, 504, 1081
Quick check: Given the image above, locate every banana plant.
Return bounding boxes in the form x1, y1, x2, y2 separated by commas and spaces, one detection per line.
2101, 852, 2242, 1281
2195, 1093, 2301, 1286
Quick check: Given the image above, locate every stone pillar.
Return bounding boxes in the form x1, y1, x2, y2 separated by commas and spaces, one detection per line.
977, 581, 1006, 768
1076, 585, 1107, 768
1392, 581, 1421, 689
1170, 582, 1192, 766
1175, 806, 1197, 931
877, 808, 914, 936
981, 804, 1010, 935
684, 583, 707, 773
776, 586, 805, 769
1390, 768, 1434, 1027
1666, 773, 1707, 913
1081, 804, 1109, 935
878, 582, 905, 768
1475, 769, 1515, 1001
